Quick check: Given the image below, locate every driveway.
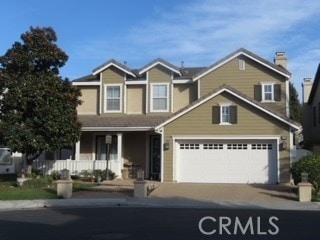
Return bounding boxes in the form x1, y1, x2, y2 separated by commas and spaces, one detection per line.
148, 183, 303, 209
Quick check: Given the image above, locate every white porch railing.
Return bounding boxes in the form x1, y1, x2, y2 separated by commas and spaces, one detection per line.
32, 159, 121, 177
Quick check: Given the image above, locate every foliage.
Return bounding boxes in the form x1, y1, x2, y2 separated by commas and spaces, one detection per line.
0, 27, 82, 164
22, 175, 54, 188
290, 155, 320, 193
289, 82, 302, 123
79, 169, 117, 181
51, 170, 61, 180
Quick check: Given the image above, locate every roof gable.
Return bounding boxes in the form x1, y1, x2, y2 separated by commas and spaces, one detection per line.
156, 85, 301, 131
308, 63, 320, 104
139, 58, 182, 76
193, 48, 291, 81
92, 59, 136, 77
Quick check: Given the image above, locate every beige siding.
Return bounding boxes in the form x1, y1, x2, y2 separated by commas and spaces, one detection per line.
148, 65, 172, 83
123, 132, 147, 170
173, 83, 197, 112
77, 87, 99, 114
200, 56, 288, 115
80, 132, 93, 160
163, 91, 290, 182
127, 85, 145, 114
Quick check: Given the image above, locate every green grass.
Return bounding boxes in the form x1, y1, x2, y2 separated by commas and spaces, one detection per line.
0, 187, 57, 200
0, 176, 97, 200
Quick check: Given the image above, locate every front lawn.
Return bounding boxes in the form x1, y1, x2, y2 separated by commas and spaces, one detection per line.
0, 175, 97, 200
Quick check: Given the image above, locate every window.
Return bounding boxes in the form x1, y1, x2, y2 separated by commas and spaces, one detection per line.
221, 106, 230, 124
105, 84, 122, 112
151, 84, 169, 112
254, 83, 281, 102
212, 105, 237, 124
262, 84, 274, 101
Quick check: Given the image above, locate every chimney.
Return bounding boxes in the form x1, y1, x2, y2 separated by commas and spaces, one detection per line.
302, 78, 313, 103
274, 52, 287, 69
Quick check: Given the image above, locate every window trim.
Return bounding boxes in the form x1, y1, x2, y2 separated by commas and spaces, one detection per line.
150, 83, 169, 112
261, 83, 275, 102
104, 84, 122, 113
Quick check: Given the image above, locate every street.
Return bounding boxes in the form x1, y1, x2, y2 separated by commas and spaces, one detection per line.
0, 207, 319, 240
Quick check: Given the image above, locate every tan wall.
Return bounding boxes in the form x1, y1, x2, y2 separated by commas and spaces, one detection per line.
127, 85, 145, 114
80, 132, 93, 160
123, 132, 147, 170
200, 56, 288, 115
77, 87, 99, 114
173, 83, 197, 112
163, 91, 290, 182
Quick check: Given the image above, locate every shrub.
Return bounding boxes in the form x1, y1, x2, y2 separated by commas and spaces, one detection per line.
22, 176, 54, 188
51, 170, 61, 180
290, 155, 320, 193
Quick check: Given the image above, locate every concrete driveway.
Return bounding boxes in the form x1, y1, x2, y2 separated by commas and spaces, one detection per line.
148, 183, 303, 209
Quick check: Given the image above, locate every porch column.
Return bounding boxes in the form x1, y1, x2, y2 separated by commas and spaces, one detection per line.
117, 133, 123, 177
75, 140, 80, 160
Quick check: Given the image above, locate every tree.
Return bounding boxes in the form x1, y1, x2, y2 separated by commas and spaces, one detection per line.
289, 81, 302, 123
0, 27, 81, 167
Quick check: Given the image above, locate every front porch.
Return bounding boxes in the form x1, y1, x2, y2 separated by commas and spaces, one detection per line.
72, 131, 161, 180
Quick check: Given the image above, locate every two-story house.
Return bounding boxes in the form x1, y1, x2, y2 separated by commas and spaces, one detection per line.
302, 64, 320, 154
72, 48, 301, 184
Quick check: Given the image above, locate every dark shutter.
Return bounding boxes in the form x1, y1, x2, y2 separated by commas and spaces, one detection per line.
254, 85, 262, 101
230, 106, 238, 124
274, 84, 281, 101
212, 106, 220, 124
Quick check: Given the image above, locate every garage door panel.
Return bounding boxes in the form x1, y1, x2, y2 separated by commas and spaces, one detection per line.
177, 140, 277, 184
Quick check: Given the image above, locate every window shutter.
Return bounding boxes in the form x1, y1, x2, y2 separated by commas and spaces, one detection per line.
254, 85, 262, 101
230, 106, 238, 124
274, 84, 281, 101
212, 106, 220, 124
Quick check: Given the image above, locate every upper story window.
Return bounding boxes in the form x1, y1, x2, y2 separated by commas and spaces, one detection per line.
221, 105, 230, 124
105, 84, 122, 112
262, 84, 274, 101
151, 83, 169, 112
254, 83, 281, 102
212, 104, 237, 125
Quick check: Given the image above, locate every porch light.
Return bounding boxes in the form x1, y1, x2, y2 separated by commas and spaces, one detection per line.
137, 169, 144, 181
164, 140, 170, 150
301, 171, 308, 183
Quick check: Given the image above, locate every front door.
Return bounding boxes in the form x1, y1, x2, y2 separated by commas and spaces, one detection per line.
150, 135, 161, 180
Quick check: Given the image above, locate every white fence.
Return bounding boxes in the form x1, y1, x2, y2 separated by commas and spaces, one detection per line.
32, 159, 120, 177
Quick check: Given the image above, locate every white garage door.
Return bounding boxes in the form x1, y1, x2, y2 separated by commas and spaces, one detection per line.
177, 140, 278, 184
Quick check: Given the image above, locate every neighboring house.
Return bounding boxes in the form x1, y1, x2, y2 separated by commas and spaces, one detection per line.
70, 48, 300, 184
302, 64, 320, 154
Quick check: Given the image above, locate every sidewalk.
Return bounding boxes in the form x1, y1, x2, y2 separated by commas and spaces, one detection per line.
1, 181, 320, 211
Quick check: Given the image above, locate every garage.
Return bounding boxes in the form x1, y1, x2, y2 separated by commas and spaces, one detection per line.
177, 140, 278, 184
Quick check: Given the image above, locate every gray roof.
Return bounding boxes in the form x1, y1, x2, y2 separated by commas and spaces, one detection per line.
79, 114, 170, 129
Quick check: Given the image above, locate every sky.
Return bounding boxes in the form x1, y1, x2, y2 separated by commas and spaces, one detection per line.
2, 0, 320, 101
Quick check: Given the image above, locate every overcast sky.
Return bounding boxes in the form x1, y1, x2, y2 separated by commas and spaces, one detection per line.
2, 0, 320, 100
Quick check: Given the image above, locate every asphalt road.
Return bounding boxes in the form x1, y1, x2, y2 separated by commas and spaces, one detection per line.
0, 207, 319, 240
